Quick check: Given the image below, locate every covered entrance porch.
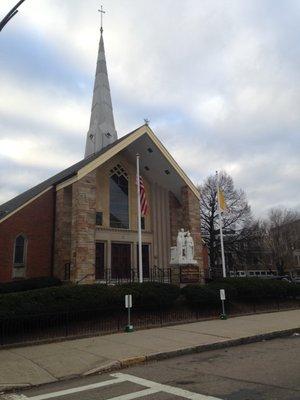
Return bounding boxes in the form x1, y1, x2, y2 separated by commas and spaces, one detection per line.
95, 239, 171, 284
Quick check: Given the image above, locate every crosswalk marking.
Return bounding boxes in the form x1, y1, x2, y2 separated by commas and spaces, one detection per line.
106, 388, 159, 400
3, 372, 223, 400
111, 373, 222, 400
25, 376, 126, 400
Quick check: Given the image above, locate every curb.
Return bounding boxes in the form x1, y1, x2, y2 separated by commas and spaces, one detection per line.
1, 327, 299, 394
83, 361, 121, 376
82, 327, 300, 376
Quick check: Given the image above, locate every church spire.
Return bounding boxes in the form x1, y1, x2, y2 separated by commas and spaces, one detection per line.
85, 7, 117, 158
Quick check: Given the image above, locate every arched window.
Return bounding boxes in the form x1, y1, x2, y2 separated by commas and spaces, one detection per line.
13, 234, 27, 266
109, 164, 129, 229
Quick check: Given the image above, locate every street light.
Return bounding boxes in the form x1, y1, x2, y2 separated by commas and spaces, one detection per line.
0, 0, 26, 32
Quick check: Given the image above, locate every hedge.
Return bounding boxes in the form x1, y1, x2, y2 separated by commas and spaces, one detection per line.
0, 282, 180, 318
0, 277, 62, 294
181, 285, 219, 308
181, 278, 300, 308
212, 278, 300, 302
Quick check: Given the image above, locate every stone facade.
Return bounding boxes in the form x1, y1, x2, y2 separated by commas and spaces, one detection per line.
169, 191, 182, 247
53, 187, 72, 280
70, 170, 97, 283
169, 185, 204, 283
181, 185, 204, 281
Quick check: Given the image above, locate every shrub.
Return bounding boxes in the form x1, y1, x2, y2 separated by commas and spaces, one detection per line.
0, 282, 180, 318
117, 282, 180, 309
181, 278, 300, 308
0, 277, 62, 294
181, 285, 219, 308
208, 278, 300, 302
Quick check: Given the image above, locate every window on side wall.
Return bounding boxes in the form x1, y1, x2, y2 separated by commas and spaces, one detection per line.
13, 234, 27, 278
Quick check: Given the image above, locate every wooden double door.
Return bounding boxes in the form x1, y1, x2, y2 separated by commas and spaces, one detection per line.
111, 243, 131, 279
95, 242, 150, 281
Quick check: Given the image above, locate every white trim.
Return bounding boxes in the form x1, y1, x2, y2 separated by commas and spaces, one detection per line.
56, 175, 77, 192
0, 187, 53, 225
56, 126, 200, 199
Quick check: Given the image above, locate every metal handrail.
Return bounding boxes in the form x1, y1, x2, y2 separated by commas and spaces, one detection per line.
76, 274, 95, 284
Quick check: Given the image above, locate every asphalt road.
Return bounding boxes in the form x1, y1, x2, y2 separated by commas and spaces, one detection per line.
5, 335, 300, 400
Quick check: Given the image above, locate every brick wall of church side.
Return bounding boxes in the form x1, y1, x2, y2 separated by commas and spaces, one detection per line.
71, 171, 97, 283
181, 185, 205, 281
0, 189, 55, 282
53, 187, 72, 280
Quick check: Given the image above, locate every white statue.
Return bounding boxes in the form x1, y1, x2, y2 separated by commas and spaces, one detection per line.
170, 229, 197, 265
186, 231, 194, 262
177, 228, 186, 263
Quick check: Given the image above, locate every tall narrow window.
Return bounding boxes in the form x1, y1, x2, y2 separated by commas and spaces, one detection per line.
109, 164, 129, 229
14, 235, 26, 265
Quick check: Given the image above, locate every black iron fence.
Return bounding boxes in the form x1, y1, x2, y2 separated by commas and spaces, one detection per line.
63, 264, 172, 285
0, 299, 299, 347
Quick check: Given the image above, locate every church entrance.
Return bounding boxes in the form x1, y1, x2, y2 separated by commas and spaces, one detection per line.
137, 244, 150, 279
95, 242, 105, 280
111, 243, 131, 280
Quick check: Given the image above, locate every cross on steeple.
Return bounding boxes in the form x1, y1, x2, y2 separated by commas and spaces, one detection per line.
98, 5, 105, 34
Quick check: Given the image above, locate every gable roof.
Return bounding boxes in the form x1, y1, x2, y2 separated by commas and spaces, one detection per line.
0, 125, 199, 223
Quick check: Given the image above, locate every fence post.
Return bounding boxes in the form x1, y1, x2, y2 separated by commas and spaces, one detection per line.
0, 320, 3, 346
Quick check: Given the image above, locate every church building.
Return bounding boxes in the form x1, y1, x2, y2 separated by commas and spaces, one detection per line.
0, 26, 204, 284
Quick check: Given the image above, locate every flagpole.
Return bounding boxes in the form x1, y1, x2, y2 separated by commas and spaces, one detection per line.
136, 154, 143, 283
216, 171, 226, 278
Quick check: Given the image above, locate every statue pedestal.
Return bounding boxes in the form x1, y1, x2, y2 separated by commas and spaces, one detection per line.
170, 229, 200, 286
170, 263, 200, 286
180, 264, 200, 284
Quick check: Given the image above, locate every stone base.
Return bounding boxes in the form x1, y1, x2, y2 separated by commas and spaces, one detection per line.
171, 264, 201, 285
180, 264, 201, 284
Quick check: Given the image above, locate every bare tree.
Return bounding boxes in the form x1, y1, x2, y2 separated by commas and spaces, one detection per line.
199, 171, 252, 277
264, 207, 300, 274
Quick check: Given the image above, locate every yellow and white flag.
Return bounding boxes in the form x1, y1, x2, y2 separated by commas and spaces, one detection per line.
218, 189, 228, 213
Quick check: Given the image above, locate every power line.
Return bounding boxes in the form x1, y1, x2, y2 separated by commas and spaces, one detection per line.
0, 0, 27, 32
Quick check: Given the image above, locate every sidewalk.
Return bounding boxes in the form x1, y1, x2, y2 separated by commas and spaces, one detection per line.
0, 309, 299, 391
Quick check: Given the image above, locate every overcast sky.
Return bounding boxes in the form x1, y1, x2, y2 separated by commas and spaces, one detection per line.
0, 0, 299, 218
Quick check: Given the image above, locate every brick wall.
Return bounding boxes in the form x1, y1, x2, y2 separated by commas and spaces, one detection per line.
0, 188, 55, 282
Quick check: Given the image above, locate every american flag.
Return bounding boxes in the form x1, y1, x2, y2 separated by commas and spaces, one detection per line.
138, 175, 148, 216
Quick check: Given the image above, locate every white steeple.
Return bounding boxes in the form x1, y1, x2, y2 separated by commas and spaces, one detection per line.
85, 23, 118, 158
